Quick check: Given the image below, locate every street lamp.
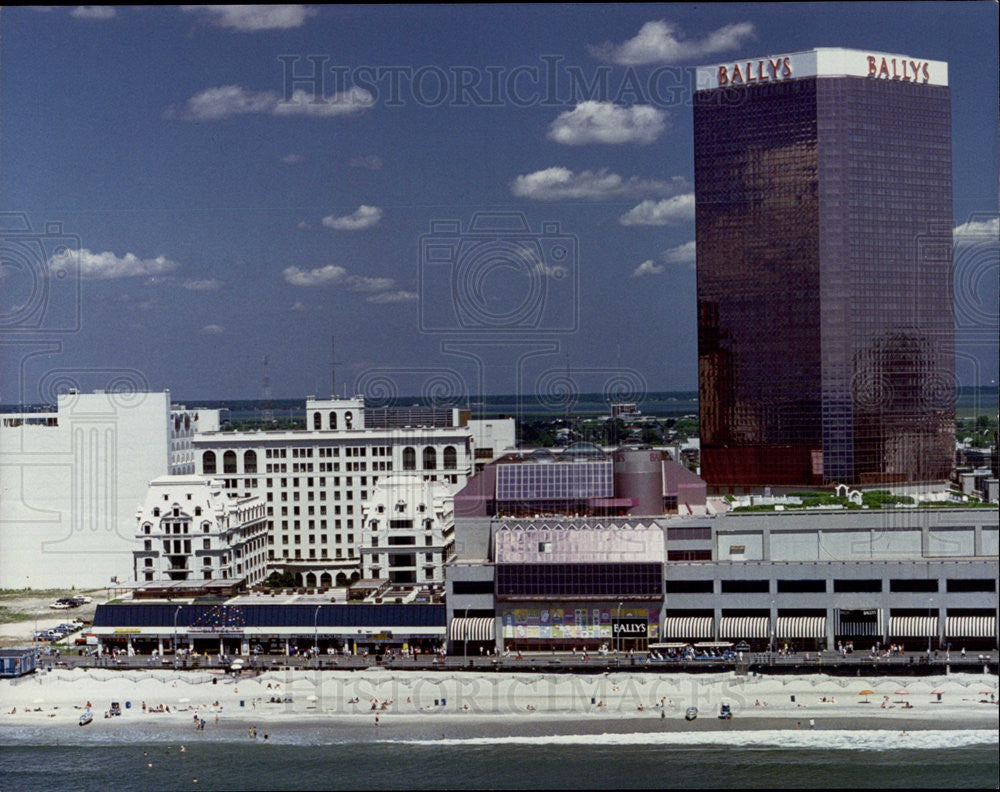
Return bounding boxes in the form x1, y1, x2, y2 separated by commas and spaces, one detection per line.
769, 599, 775, 661
314, 605, 321, 669
173, 605, 182, 664
463, 608, 469, 663
927, 598, 934, 656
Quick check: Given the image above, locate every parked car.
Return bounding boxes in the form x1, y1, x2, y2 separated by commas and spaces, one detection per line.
719, 701, 733, 720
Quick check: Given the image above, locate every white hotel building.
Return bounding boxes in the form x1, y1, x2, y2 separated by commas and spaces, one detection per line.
133, 476, 268, 586
0, 390, 219, 589
192, 396, 513, 588
359, 474, 456, 586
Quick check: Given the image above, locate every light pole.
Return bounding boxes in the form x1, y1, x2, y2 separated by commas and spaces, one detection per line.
314, 605, 321, 669
769, 599, 775, 662
927, 597, 934, 655
463, 608, 469, 663
173, 605, 182, 664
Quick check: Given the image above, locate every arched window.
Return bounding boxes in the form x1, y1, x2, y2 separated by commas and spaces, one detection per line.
328, 412, 337, 430
203, 451, 217, 474
402, 447, 416, 470
223, 450, 237, 474
423, 447, 437, 470
344, 411, 353, 429
313, 412, 321, 430
244, 450, 257, 474
443, 445, 457, 469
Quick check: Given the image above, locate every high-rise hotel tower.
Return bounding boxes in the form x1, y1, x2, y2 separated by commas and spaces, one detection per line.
694, 48, 955, 489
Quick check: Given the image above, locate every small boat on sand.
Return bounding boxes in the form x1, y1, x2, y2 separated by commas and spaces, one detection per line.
79, 711, 93, 726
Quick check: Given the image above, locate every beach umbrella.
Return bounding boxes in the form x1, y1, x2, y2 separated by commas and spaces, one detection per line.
178, 698, 191, 703
894, 690, 908, 696
33, 698, 45, 704
930, 689, 944, 695
858, 689, 874, 702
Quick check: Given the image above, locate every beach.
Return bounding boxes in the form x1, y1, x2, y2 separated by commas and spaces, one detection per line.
2, 667, 997, 738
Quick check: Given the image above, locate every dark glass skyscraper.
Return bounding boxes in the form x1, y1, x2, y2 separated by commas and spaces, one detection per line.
693, 49, 954, 488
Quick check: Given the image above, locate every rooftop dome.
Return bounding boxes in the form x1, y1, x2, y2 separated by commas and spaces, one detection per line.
558, 441, 607, 462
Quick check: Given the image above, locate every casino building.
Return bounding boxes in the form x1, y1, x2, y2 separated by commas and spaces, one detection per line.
693, 48, 955, 489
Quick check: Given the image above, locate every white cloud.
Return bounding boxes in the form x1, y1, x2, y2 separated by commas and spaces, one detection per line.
366, 291, 418, 304
296, 220, 310, 230
631, 260, 665, 277
200, 324, 224, 335
953, 216, 999, 244
591, 20, 755, 65
345, 275, 395, 292
619, 194, 694, 226
662, 240, 697, 267
349, 154, 383, 170
182, 278, 223, 291
511, 167, 685, 201
273, 87, 375, 117
283, 264, 347, 287
70, 6, 116, 19
282, 153, 304, 165
548, 102, 667, 146
168, 85, 373, 121
181, 5, 314, 32
322, 205, 383, 231
47, 248, 179, 280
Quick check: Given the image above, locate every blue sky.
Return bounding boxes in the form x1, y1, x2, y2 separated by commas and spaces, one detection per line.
1, 4, 997, 405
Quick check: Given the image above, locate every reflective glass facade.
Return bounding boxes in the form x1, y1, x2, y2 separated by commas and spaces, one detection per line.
694, 71, 954, 487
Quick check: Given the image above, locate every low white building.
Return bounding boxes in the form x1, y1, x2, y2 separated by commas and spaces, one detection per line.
133, 476, 268, 587
359, 474, 456, 586
0, 390, 219, 588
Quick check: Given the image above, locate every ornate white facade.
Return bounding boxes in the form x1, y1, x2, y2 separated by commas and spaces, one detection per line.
133, 476, 267, 586
359, 474, 456, 586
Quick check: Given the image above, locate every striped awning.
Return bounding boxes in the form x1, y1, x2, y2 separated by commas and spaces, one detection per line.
719, 616, 769, 639
449, 617, 495, 642
945, 616, 996, 638
888, 616, 937, 638
662, 617, 713, 639
775, 617, 826, 639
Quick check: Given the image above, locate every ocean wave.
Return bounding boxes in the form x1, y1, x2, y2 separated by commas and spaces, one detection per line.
388, 729, 999, 751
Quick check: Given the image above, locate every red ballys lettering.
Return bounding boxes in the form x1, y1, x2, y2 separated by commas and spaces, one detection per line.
781, 57, 791, 77
878, 58, 890, 78
770, 58, 783, 78
868, 55, 878, 76
732, 63, 743, 83
922, 62, 929, 82
745, 61, 756, 82
718, 65, 729, 86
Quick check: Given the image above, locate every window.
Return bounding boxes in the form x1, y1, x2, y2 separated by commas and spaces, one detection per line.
202, 451, 216, 475
244, 450, 257, 474
223, 450, 237, 474
402, 447, 416, 470
443, 446, 457, 469
313, 412, 321, 430
329, 412, 337, 430
423, 447, 437, 470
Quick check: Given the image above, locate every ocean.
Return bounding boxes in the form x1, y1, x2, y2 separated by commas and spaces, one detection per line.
2, 727, 996, 790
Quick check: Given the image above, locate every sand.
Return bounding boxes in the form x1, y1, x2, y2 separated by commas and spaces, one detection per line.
2, 667, 997, 739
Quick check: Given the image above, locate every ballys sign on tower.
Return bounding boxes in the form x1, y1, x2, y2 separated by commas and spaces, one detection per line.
696, 47, 949, 91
